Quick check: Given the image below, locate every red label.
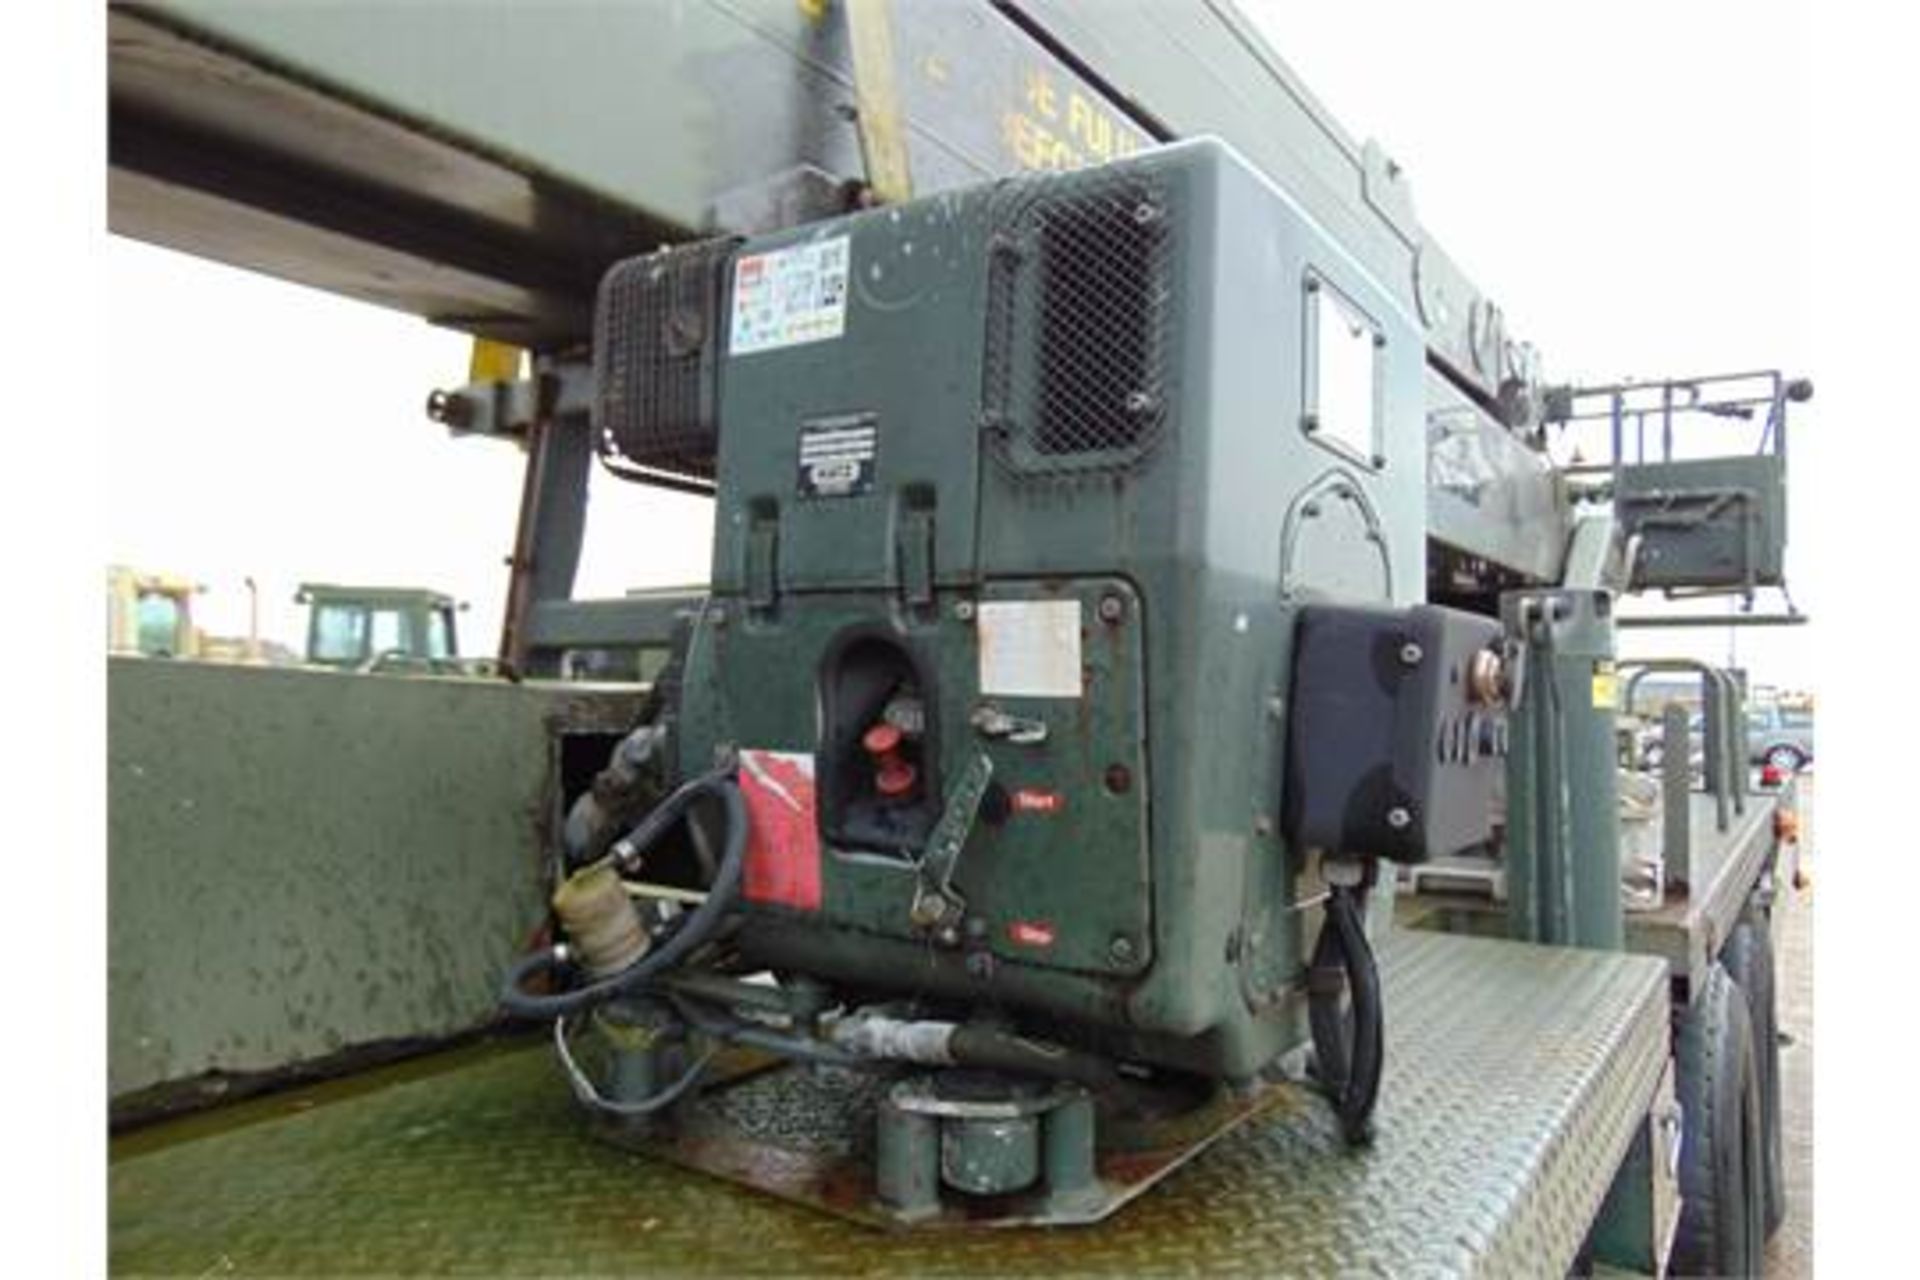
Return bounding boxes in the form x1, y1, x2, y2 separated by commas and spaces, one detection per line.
1008, 920, 1057, 948
738, 750, 822, 911
1011, 788, 1064, 815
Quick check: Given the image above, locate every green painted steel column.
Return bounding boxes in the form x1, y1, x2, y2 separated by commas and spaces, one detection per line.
875, 1098, 941, 1219
1043, 1091, 1100, 1211
1501, 590, 1625, 951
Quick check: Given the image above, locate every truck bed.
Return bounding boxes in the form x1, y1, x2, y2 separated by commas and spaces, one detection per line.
1402, 788, 1785, 996
112, 931, 1667, 1276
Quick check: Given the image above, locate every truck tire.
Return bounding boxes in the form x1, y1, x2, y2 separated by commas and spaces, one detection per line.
1723, 912, 1787, 1236
1671, 962, 1765, 1277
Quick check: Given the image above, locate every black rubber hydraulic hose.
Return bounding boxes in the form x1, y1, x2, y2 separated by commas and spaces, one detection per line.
499, 769, 746, 1020
947, 1025, 1119, 1089
1307, 882, 1384, 1145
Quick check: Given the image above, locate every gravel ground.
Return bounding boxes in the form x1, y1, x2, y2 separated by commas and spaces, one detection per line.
1765, 777, 1813, 1278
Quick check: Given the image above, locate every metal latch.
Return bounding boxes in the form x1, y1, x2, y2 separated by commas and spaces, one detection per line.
970, 703, 1048, 745
897, 505, 935, 608
746, 514, 779, 611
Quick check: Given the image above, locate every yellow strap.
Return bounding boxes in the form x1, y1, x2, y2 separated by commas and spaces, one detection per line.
468, 338, 524, 384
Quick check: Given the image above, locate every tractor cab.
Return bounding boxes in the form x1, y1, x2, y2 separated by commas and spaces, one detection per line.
106, 566, 202, 659
295, 583, 464, 673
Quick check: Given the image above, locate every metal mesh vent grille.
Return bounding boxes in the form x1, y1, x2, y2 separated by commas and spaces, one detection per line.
592, 237, 741, 488
983, 170, 1173, 479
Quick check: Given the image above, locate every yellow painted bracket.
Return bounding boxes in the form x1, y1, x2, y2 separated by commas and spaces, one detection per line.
845, 0, 913, 205
468, 338, 524, 384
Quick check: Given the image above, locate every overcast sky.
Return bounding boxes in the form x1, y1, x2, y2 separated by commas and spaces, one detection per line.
102, 0, 1813, 686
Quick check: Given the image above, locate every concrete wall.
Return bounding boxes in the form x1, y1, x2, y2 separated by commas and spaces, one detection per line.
108, 657, 640, 1099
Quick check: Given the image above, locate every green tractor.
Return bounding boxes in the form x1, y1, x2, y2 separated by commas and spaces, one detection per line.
295, 583, 486, 676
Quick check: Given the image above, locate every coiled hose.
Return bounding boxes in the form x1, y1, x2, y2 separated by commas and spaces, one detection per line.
499, 767, 746, 1021
1307, 881, 1383, 1145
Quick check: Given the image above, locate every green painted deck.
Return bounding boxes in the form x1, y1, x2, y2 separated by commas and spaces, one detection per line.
112, 931, 1667, 1276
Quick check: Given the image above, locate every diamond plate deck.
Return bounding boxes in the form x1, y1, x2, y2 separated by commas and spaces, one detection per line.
110, 932, 1668, 1276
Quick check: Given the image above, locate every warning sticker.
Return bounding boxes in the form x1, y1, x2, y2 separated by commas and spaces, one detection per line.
977, 600, 1083, 699
729, 236, 851, 356
1591, 662, 1619, 710
738, 750, 822, 911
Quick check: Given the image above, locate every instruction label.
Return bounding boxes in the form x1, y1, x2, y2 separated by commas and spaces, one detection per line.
729, 236, 850, 356
977, 600, 1083, 699
797, 412, 878, 500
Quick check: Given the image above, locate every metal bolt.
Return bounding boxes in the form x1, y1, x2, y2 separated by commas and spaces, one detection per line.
1254, 814, 1275, 837
1097, 593, 1126, 624
1386, 806, 1412, 830
709, 606, 728, 629
936, 925, 961, 948
911, 893, 947, 926
953, 600, 976, 623
1400, 642, 1424, 666
1266, 693, 1286, 721
1109, 935, 1137, 964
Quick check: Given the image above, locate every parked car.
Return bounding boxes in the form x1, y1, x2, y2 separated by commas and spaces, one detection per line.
1747, 703, 1814, 771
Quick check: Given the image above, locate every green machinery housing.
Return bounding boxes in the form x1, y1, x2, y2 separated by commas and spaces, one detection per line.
497, 139, 1569, 1222
652, 141, 1426, 1081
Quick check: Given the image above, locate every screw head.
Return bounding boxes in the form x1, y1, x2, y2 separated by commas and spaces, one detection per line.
1400, 642, 1424, 666
709, 606, 728, 629
1108, 935, 1137, 964
953, 600, 976, 622
1386, 806, 1412, 830
1097, 593, 1126, 624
